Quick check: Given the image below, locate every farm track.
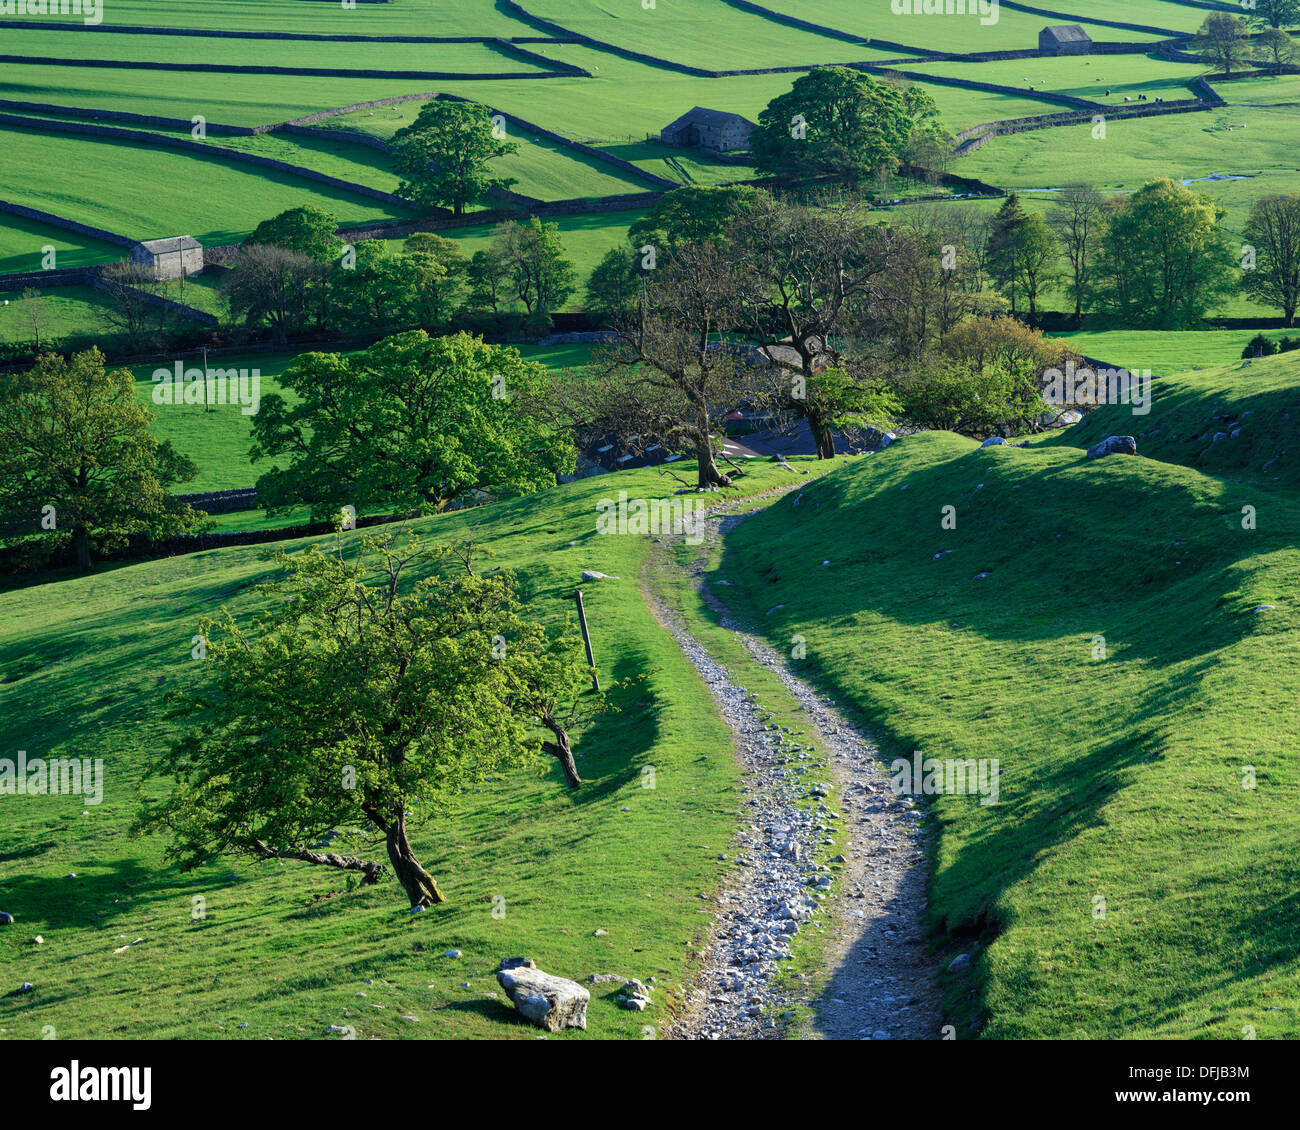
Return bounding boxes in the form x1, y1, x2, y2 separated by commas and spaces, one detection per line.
645, 486, 941, 1041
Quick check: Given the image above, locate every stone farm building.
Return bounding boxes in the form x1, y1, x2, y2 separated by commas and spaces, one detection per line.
1039, 25, 1092, 55
129, 235, 203, 280
660, 107, 756, 154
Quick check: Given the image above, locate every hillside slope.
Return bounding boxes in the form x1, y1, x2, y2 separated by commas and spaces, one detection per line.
716, 427, 1300, 1038
0, 457, 842, 1040
1043, 350, 1300, 496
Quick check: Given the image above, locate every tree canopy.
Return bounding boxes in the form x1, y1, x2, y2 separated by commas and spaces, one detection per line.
0, 349, 199, 570
392, 100, 519, 216
751, 67, 915, 185
135, 532, 593, 907
250, 331, 573, 519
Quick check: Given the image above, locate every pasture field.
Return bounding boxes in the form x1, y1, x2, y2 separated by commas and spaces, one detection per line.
912, 53, 1207, 105
0, 285, 117, 343
1051, 330, 1296, 375
4, 0, 538, 36
0, 62, 453, 127
0, 29, 558, 74
517, 0, 901, 69
956, 106, 1300, 190
717, 362, 1300, 1038
0, 455, 844, 1041
0, 217, 122, 274
754, 0, 1172, 50
605, 141, 757, 186
1219, 73, 1300, 105
0, 126, 412, 244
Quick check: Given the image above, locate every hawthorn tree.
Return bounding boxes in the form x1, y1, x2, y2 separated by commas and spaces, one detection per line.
491, 217, 577, 328
392, 99, 518, 216
98, 260, 172, 353
585, 246, 641, 326
1255, 26, 1298, 73
628, 185, 760, 260
403, 232, 469, 327
0, 349, 199, 570
250, 330, 573, 518
135, 533, 594, 908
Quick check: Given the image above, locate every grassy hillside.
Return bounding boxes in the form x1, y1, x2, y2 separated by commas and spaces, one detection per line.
1041, 349, 1300, 495
0, 456, 844, 1040
712, 391, 1300, 1038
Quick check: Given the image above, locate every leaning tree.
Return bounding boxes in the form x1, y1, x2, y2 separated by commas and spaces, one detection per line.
135, 532, 595, 908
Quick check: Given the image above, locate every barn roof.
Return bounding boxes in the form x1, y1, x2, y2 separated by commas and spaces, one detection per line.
663, 106, 756, 133
134, 235, 202, 253
1041, 24, 1091, 44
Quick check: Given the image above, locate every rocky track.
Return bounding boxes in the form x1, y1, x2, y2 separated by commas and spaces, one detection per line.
647, 500, 941, 1041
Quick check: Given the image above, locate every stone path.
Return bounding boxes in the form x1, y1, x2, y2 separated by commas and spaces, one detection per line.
647, 498, 941, 1041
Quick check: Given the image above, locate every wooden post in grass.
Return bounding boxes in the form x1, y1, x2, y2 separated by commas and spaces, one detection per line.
571, 590, 600, 694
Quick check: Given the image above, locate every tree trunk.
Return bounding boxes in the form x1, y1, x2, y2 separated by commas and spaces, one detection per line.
385, 817, 446, 907
695, 441, 732, 490
541, 715, 582, 788
74, 527, 91, 572
808, 411, 836, 459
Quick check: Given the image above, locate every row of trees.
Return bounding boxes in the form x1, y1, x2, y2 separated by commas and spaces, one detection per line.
984, 184, 1300, 328
1195, 8, 1300, 75
222, 205, 578, 342
553, 184, 1078, 488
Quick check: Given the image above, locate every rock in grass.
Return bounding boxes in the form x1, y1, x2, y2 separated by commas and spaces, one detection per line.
980, 437, 1007, 448
497, 967, 589, 1032
500, 957, 535, 971
582, 571, 619, 582
947, 953, 972, 974
0, 911, 13, 925
1086, 435, 1138, 460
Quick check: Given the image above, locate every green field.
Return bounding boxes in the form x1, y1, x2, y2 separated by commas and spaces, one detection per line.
713, 356, 1300, 1038
0, 126, 411, 245
914, 53, 1207, 107
522, 0, 899, 70
0, 456, 843, 1040
0, 216, 124, 275
757, 0, 1173, 50
0, 29, 557, 74
0, 285, 118, 344
1052, 330, 1297, 375
2, 0, 539, 36
398, 209, 649, 307
957, 106, 1300, 190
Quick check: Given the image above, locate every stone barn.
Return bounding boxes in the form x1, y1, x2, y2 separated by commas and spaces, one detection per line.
129, 235, 204, 280
660, 107, 756, 154
1039, 25, 1092, 55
